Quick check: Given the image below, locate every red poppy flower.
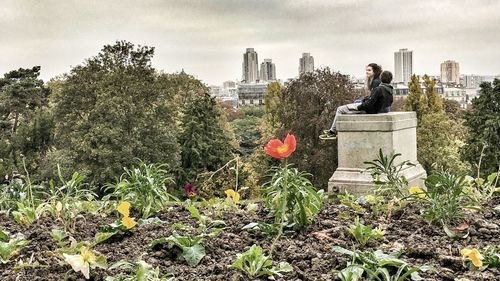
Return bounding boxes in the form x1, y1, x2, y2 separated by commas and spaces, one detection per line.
264, 133, 296, 159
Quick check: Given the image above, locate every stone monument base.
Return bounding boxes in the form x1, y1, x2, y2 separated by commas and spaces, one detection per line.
328, 112, 427, 195
328, 165, 426, 195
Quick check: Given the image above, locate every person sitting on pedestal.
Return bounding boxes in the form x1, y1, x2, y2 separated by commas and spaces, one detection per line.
320, 69, 394, 140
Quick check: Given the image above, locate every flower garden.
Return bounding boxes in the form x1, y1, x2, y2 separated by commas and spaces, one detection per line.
0, 133, 499, 281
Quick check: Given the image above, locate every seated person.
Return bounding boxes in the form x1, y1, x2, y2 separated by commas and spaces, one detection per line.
321, 70, 393, 139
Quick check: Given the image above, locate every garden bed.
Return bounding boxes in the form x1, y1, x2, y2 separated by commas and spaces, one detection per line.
1, 198, 499, 281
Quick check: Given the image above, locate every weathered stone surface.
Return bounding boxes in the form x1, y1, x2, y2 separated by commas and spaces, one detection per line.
329, 112, 427, 195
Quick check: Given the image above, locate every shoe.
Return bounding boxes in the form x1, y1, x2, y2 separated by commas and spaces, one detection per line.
326, 129, 337, 137
319, 129, 337, 140
319, 134, 337, 140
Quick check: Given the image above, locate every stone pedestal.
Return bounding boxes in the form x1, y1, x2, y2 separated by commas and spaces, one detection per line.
328, 112, 426, 195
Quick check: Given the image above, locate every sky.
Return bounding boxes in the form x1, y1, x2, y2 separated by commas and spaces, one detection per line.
1, 0, 499, 85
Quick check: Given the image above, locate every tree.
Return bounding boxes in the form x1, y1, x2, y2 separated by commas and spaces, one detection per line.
264, 82, 282, 129
178, 92, 235, 185
0, 66, 51, 175
405, 74, 468, 174
462, 79, 500, 177
52, 41, 180, 184
276, 68, 356, 188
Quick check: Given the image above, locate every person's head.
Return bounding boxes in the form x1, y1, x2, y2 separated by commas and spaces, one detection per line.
380, 71, 393, 83
366, 63, 382, 80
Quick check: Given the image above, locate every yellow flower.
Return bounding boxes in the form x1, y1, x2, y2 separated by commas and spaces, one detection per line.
63, 246, 96, 279
225, 189, 240, 204
117, 201, 131, 217
460, 248, 484, 268
408, 186, 426, 199
121, 216, 137, 230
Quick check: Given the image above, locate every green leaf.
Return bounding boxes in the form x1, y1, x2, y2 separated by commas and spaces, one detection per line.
94, 255, 108, 269
338, 265, 364, 281
181, 244, 205, 267
0, 230, 9, 242
94, 232, 117, 244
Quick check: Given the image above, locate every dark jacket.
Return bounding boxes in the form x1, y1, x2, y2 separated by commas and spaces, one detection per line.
371, 78, 381, 90
357, 83, 393, 114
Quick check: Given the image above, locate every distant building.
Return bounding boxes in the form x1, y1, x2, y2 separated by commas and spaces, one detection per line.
242, 48, 259, 83
440, 60, 460, 84
394, 48, 413, 85
237, 82, 268, 107
299, 53, 314, 75
223, 80, 236, 89
260, 59, 276, 82
442, 86, 467, 108
209, 85, 222, 97
461, 75, 484, 89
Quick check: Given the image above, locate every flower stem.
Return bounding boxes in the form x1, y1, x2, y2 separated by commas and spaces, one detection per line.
269, 160, 288, 258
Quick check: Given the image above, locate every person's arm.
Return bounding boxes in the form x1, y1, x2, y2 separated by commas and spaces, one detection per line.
357, 87, 381, 112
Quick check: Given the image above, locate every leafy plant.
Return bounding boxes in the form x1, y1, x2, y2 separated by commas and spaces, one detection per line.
106, 258, 175, 281
263, 164, 323, 229
150, 232, 205, 267
347, 217, 385, 246
421, 171, 479, 225
50, 229, 70, 248
364, 149, 414, 199
0, 229, 30, 263
45, 167, 97, 232
465, 171, 499, 203
149, 205, 225, 267
11, 201, 49, 226
231, 244, 293, 278
333, 246, 434, 281
242, 222, 281, 237
104, 161, 179, 219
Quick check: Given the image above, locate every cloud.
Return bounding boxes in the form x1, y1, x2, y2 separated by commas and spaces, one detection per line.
0, 0, 499, 84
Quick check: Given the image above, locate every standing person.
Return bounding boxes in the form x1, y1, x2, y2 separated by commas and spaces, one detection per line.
320, 68, 393, 140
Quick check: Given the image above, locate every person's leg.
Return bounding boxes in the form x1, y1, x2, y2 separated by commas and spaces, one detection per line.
329, 103, 363, 132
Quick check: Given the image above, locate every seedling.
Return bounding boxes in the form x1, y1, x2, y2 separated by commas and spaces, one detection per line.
333, 246, 434, 281
347, 217, 385, 246
231, 244, 293, 278
0, 229, 29, 264
106, 257, 175, 281
150, 232, 205, 267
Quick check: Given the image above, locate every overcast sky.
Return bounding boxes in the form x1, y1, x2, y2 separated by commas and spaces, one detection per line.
1, 0, 499, 85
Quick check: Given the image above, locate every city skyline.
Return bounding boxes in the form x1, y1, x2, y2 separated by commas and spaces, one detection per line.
1, 0, 499, 85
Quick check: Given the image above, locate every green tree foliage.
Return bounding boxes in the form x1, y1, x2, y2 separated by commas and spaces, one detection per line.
230, 114, 262, 157
276, 68, 356, 187
0, 66, 52, 176
264, 82, 282, 129
52, 41, 180, 184
178, 92, 235, 185
462, 79, 500, 177
405, 74, 468, 174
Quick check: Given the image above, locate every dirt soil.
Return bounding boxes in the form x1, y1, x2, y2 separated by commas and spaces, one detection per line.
1, 198, 499, 281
